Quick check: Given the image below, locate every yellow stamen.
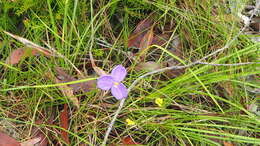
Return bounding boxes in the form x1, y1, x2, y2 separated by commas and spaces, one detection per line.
114, 82, 119, 86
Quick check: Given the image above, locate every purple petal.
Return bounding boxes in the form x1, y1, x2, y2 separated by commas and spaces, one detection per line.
111, 65, 127, 82
97, 75, 114, 90
111, 83, 128, 100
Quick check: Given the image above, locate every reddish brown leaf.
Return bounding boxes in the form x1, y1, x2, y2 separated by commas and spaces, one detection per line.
60, 104, 70, 145
0, 132, 20, 146
139, 27, 154, 51
134, 19, 153, 34
137, 27, 154, 61
5, 48, 26, 65
5, 47, 51, 65
3, 31, 53, 57
128, 18, 153, 48
122, 136, 140, 146
223, 141, 234, 146
4, 31, 53, 65
5, 48, 39, 65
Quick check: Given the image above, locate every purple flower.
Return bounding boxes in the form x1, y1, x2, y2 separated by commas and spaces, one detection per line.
97, 65, 128, 100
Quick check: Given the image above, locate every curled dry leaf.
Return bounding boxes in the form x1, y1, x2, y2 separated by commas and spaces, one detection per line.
152, 33, 171, 46
0, 131, 20, 146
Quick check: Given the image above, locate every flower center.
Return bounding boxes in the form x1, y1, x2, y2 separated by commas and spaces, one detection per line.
114, 82, 119, 86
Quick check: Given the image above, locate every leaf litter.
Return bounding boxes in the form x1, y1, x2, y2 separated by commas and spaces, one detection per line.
128, 17, 185, 77
60, 104, 70, 145
4, 31, 53, 65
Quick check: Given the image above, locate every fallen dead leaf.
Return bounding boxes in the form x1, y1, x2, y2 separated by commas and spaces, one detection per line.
60, 104, 70, 145
121, 136, 140, 146
3, 31, 53, 56
138, 27, 154, 60
223, 141, 234, 146
0, 131, 20, 146
128, 18, 153, 48
20, 137, 41, 146
6, 48, 39, 65
31, 126, 48, 146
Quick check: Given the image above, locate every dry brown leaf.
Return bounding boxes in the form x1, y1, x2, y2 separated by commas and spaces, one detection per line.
223, 141, 234, 146
121, 136, 140, 146
5, 48, 39, 65
60, 104, 70, 145
138, 27, 154, 60
31, 127, 48, 146
0, 131, 20, 146
3, 31, 52, 56
128, 18, 153, 48
5, 48, 26, 65
20, 137, 41, 146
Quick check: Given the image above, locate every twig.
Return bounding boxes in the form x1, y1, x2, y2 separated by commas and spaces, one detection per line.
197, 61, 260, 66
101, 2, 260, 145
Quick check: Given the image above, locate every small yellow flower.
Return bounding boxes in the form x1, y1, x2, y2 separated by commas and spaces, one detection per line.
155, 98, 163, 107
126, 118, 135, 126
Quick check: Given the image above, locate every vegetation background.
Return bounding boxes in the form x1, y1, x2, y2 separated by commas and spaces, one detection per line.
0, 0, 259, 145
